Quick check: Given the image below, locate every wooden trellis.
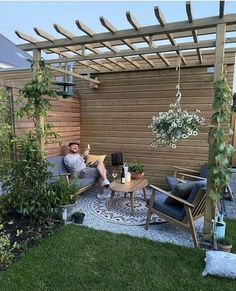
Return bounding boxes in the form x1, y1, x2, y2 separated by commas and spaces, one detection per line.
13, 0, 236, 86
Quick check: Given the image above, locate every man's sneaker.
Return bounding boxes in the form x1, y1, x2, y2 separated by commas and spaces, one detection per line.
101, 178, 110, 187
97, 192, 111, 199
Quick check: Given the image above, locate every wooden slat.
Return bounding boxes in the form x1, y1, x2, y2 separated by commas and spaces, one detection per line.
154, 6, 186, 65
100, 16, 155, 68
186, 1, 203, 64
126, 11, 170, 66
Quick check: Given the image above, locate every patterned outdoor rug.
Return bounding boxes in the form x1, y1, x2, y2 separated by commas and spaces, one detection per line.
88, 190, 166, 226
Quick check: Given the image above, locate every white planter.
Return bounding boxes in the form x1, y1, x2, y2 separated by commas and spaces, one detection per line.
56, 201, 78, 220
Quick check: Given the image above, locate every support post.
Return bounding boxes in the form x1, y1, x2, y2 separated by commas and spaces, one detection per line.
203, 23, 226, 241
33, 48, 45, 153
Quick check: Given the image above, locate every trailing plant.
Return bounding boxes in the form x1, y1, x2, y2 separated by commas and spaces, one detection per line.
149, 103, 205, 148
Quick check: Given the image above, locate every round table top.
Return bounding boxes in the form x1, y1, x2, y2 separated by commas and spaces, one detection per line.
109, 177, 148, 192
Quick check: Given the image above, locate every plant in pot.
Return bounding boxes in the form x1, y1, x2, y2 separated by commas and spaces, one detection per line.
129, 160, 145, 179
51, 177, 79, 221
72, 211, 85, 224
217, 236, 233, 253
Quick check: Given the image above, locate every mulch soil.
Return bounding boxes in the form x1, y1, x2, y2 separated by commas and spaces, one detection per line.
1, 212, 61, 271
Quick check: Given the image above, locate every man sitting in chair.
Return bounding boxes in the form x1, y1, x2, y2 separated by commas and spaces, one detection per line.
64, 142, 110, 198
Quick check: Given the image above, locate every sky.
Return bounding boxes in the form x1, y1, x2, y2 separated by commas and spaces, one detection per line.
1, 0, 236, 89
1, 0, 236, 44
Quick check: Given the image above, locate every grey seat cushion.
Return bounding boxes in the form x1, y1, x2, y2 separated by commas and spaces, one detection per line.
165, 182, 194, 205
147, 192, 185, 221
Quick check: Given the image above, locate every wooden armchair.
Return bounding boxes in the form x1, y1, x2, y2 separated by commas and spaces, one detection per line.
145, 181, 207, 248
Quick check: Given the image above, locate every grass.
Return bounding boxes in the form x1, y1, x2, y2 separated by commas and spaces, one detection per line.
0, 220, 235, 291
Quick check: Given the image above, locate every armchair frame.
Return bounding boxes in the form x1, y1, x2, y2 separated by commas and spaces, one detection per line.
145, 184, 206, 248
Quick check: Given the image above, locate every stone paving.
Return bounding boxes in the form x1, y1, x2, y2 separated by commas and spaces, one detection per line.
223, 173, 236, 219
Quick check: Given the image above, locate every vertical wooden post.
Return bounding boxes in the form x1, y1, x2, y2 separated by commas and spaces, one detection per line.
33, 49, 45, 153
203, 23, 226, 241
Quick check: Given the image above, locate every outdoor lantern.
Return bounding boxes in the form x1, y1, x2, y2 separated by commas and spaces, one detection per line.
111, 152, 123, 166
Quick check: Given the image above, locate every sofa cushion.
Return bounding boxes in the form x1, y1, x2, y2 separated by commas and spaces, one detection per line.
165, 182, 194, 205
47, 156, 67, 175
86, 154, 106, 165
165, 176, 179, 191
147, 192, 185, 221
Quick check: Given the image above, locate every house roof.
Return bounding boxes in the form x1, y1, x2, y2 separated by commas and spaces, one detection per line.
0, 33, 32, 70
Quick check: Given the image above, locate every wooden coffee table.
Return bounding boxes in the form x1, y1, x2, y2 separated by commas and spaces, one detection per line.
109, 177, 148, 215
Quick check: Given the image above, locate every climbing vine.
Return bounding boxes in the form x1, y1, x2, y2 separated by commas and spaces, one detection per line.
209, 71, 235, 200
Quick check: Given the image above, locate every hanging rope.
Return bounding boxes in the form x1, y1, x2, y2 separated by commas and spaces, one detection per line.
175, 45, 182, 108
87, 64, 91, 78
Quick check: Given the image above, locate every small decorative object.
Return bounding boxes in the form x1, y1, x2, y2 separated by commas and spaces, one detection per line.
217, 237, 233, 252
129, 160, 145, 179
148, 49, 205, 148
72, 211, 85, 224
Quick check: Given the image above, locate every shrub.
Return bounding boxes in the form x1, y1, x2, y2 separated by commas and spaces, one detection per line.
129, 160, 145, 173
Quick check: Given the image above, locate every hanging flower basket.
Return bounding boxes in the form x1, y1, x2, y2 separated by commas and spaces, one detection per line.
149, 103, 205, 148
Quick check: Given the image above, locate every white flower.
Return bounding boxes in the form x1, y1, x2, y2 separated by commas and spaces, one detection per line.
171, 144, 176, 148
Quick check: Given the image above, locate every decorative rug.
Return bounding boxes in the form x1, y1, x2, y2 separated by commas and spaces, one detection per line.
88, 190, 166, 226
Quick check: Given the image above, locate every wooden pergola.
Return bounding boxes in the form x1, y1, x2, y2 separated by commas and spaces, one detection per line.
6, 0, 236, 242
14, 1, 236, 87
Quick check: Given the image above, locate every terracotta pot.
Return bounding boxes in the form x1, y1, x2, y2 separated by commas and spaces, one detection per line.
217, 243, 232, 252
130, 172, 144, 180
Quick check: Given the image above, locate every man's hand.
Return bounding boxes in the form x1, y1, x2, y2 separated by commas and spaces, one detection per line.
82, 149, 90, 158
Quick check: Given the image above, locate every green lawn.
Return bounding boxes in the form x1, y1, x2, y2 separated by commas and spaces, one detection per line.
0, 220, 235, 291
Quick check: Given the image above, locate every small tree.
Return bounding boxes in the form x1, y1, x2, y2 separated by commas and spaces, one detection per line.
5, 60, 60, 223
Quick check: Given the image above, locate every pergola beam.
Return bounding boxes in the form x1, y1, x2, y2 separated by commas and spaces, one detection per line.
186, 1, 203, 64
45, 65, 100, 84
100, 16, 154, 68
46, 39, 217, 64
16, 14, 236, 52
126, 11, 170, 66
154, 6, 186, 65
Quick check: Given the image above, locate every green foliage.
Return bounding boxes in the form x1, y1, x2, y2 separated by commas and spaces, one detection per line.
17, 59, 57, 119
129, 160, 145, 173
0, 88, 13, 183
209, 72, 235, 200
0, 222, 236, 289
217, 236, 233, 246
0, 224, 21, 269
51, 177, 79, 205
5, 132, 58, 223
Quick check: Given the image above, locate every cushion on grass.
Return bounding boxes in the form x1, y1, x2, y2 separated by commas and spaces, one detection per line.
147, 192, 185, 221
165, 182, 194, 205
86, 154, 106, 165
202, 251, 236, 279
165, 176, 179, 191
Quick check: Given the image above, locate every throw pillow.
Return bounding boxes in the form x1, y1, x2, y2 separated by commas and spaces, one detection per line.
165, 182, 194, 205
202, 251, 236, 279
86, 154, 106, 165
165, 176, 179, 191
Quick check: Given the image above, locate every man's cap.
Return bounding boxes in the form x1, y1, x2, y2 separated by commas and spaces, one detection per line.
68, 141, 80, 147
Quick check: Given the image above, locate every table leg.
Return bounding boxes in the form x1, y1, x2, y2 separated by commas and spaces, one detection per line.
109, 190, 115, 209
143, 188, 147, 201
130, 192, 134, 215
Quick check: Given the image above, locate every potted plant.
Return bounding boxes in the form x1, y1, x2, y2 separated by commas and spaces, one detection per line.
72, 211, 85, 224
217, 236, 233, 252
129, 160, 145, 179
51, 177, 79, 220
